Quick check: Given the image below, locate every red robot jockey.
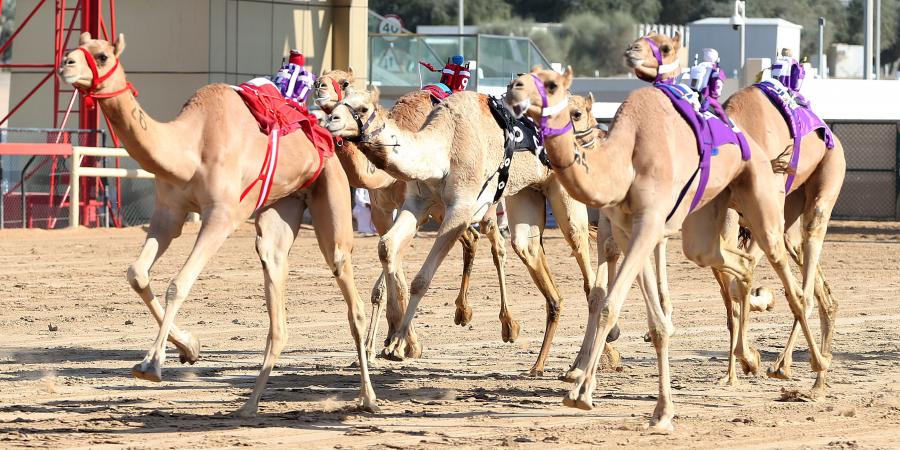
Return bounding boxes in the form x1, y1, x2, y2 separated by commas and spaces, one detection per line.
419, 55, 472, 103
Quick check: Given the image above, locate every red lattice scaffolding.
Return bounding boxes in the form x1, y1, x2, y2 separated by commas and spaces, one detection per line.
0, 0, 123, 228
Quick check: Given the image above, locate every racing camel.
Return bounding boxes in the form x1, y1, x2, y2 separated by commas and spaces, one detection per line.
325, 86, 607, 376
504, 42, 827, 431
627, 35, 845, 392
313, 70, 513, 360
60, 33, 376, 414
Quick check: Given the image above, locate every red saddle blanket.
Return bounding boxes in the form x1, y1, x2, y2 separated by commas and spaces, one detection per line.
235, 81, 335, 210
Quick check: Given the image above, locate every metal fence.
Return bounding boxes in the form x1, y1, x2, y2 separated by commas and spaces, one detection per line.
826, 121, 899, 220
0, 128, 156, 229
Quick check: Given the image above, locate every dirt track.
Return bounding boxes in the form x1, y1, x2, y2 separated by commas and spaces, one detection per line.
1, 221, 899, 449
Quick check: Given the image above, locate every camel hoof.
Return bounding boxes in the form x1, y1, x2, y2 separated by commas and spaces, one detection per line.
175, 333, 201, 365
766, 366, 793, 380
381, 336, 408, 361
528, 367, 544, 377
358, 397, 380, 413
501, 320, 520, 343
232, 403, 258, 418
561, 367, 583, 383
131, 360, 162, 383
574, 394, 594, 411
647, 418, 674, 434
740, 348, 762, 375
717, 374, 739, 386
454, 304, 473, 326
606, 324, 621, 342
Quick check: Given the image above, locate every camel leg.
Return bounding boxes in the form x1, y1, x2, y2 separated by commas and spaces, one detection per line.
564, 209, 668, 432
235, 197, 304, 417
732, 170, 829, 376
547, 181, 595, 297
307, 164, 377, 411
505, 190, 565, 376
132, 206, 238, 382
712, 268, 740, 385
563, 212, 620, 382
363, 203, 395, 362
480, 214, 519, 342
453, 225, 479, 326
379, 196, 430, 360
382, 202, 476, 361
125, 202, 200, 364
641, 257, 676, 434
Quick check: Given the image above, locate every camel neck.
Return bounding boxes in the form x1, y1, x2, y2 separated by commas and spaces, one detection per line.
97, 90, 197, 183
542, 117, 634, 208
355, 109, 449, 183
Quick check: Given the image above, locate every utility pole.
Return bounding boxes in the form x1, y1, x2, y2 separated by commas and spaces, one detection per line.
875, 0, 881, 78
864, 0, 874, 79
458, 0, 465, 55
818, 17, 826, 78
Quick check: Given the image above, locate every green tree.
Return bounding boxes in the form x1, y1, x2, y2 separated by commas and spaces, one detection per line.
560, 10, 638, 76
370, 0, 511, 29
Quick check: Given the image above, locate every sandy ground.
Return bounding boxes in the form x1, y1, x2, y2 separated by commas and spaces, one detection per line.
1, 220, 899, 449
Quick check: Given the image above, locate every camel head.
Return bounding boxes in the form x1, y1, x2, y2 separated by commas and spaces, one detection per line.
324, 85, 382, 140
569, 93, 596, 133
624, 32, 682, 83
60, 32, 127, 93
314, 68, 354, 112
504, 66, 574, 126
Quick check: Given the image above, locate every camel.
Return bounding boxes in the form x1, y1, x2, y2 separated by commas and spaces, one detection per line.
627, 36, 845, 392
313, 70, 513, 359
325, 86, 601, 376
504, 37, 828, 431
60, 33, 376, 414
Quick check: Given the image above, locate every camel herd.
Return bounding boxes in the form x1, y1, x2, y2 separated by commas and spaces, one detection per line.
59, 31, 845, 432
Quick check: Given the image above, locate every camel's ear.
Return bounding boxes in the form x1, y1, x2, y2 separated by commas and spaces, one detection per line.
114, 33, 126, 58
562, 65, 573, 89
347, 66, 355, 80
672, 32, 682, 52
369, 85, 380, 105
587, 92, 595, 112
531, 64, 543, 73
79, 32, 92, 45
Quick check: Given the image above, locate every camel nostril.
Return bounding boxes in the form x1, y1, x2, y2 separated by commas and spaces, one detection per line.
513, 81, 524, 88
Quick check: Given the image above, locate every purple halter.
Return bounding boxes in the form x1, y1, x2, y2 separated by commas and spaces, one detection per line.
529, 73, 574, 139
642, 37, 679, 84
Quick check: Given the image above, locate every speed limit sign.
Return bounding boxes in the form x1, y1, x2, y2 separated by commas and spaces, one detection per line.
379, 14, 404, 41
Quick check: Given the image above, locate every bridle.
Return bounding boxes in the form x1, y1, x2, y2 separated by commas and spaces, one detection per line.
529, 73, 573, 138
333, 101, 384, 144
573, 123, 599, 149
73, 46, 137, 109
642, 37, 679, 84
314, 77, 344, 105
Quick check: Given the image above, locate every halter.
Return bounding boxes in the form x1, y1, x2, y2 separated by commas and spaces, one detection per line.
642, 37, 679, 84
74, 46, 138, 109
573, 124, 598, 149
529, 73, 573, 138
334, 101, 383, 144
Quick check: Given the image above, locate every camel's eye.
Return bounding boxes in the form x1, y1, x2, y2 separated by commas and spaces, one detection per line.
573, 112, 583, 121
660, 44, 671, 55
97, 53, 109, 64
359, 106, 368, 114
546, 81, 558, 93
340, 80, 350, 89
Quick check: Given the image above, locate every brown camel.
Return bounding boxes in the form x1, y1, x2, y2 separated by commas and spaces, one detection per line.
628, 35, 845, 393
326, 86, 599, 376
314, 70, 513, 359
505, 44, 827, 431
61, 33, 376, 414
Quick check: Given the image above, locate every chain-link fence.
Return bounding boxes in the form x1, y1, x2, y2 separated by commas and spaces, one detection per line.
827, 121, 899, 220
0, 128, 156, 229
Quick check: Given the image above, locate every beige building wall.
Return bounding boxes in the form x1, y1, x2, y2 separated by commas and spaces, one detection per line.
7, 0, 368, 128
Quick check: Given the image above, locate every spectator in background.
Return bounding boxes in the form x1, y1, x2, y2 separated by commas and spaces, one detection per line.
353, 188, 377, 236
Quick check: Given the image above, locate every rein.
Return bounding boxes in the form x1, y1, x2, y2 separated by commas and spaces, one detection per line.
642, 37, 679, 84
334, 102, 392, 146
314, 77, 344, 105
529, 73, 573, 138
573, 125, 598, 149
74, 47, 138, 109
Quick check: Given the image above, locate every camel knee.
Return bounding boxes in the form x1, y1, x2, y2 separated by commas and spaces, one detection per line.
511, 236, 540, 263
377, 236, 399, 270
164, 281, 188, 305
255, 237, 287, 272
326, 246, 349, 278
410, 275, 430, 299
545, 298, 561, 323
270, 323, 288, 355
126, 264, 150, 292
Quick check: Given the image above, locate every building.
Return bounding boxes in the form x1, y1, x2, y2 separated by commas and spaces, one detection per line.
688, 18, 802, 79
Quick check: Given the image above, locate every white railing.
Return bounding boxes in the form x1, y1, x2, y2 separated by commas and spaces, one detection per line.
636, 24, 689, 49
69, 146, 154, 228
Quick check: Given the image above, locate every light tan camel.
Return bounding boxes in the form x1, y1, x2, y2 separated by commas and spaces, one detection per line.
314, 71, 514, 358
61, 33, 376, 414
326, 86, 600, 376
628, 35, 845, 393
505, 46, 827, 431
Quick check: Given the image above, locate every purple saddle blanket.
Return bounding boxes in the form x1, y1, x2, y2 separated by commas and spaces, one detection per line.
753, 79, 834, 192
655, 83, 751, 221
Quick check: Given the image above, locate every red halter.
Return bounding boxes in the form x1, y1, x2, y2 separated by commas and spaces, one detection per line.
74, 46, 138, 109
329, 77, 343, 102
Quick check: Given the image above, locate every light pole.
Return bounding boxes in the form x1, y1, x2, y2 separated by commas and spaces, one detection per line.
730, 0, 746, 85
818, 17, 826, 78
458, 0, 465, 56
